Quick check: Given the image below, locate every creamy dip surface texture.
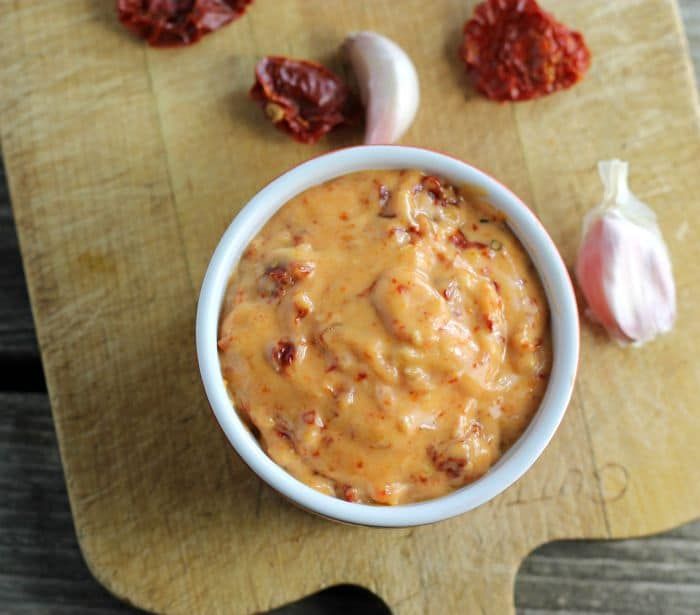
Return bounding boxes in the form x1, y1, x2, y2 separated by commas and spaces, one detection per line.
218, 169, 552, 505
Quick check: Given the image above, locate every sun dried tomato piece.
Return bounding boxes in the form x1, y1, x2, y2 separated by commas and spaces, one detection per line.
427, 445, 466, 479
460, 0, 591, 102
421, 175, 446, 202
117, 0, 253, 47
449, 229, 488, 250
270, 340, 296, 372
263, 265, 294, 295
259, 262, 314, 299
250, 56, 359, 144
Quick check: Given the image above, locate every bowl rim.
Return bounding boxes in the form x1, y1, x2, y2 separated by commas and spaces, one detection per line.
196, 145, 579, 527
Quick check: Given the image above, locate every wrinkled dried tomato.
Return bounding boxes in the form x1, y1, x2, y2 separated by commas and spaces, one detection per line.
460, 0, 591, 102
117, 0, 252, 47
250, 56, 359, 144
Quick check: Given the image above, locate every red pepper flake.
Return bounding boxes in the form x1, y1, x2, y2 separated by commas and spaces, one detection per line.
449, 229, 488, 250
325, 364, 338, 373
302, 410, 317, 425
117, 0, 253, 47
355, 372, 368, 382
250, 56, 359, 144
460, 0, 591, 102
485, 316, 494, 332
396, 283, 408, 294
339, 212, 349, 221
271, 340, 295, 372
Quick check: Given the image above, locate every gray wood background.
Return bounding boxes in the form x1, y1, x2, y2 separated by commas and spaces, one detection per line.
1, 3, 698, 613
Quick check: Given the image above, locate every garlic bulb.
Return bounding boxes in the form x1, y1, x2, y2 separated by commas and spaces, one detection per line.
343, 31, 420, 145
575, 160, 676, 345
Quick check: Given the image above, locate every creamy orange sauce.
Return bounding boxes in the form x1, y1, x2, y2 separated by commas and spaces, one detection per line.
218, 170, 551, 505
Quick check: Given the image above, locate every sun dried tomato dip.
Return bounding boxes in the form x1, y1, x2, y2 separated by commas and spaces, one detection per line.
218, 170, 551, 505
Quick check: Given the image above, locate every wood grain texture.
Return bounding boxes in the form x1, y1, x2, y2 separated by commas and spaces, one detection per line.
0, 2, 698, 614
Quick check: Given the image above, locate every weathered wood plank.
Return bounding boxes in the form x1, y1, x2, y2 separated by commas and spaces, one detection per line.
516, 574, 700, 614
0, 159, 41, 377
0, 159, 9, 214
0, 393, 137, 613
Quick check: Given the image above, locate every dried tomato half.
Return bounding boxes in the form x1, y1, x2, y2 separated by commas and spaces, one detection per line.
117, 0, 253, 47
460, 0, 591, 102
250, 56, 359, 144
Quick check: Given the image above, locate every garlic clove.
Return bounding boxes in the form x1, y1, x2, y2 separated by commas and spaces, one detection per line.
342, 31, 420, 145
575, 160, 676, 345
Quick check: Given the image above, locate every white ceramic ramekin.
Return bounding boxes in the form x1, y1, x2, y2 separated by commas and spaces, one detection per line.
196, 146, 579, 527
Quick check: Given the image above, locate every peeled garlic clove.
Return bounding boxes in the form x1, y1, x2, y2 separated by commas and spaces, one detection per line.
343, 31, 420, 145
575, 160, 676, 345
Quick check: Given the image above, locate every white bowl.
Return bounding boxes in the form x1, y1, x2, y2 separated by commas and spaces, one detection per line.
196, 145, 579, 527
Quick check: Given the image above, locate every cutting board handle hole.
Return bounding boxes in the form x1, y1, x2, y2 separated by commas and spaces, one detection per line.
267, 584, 391, 614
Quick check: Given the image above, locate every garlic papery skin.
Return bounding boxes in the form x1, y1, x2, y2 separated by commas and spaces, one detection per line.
343, 31, 420, 145
575, 160, 676, 345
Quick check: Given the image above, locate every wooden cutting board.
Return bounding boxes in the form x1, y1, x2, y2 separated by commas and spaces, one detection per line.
1, 1, 698, 613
